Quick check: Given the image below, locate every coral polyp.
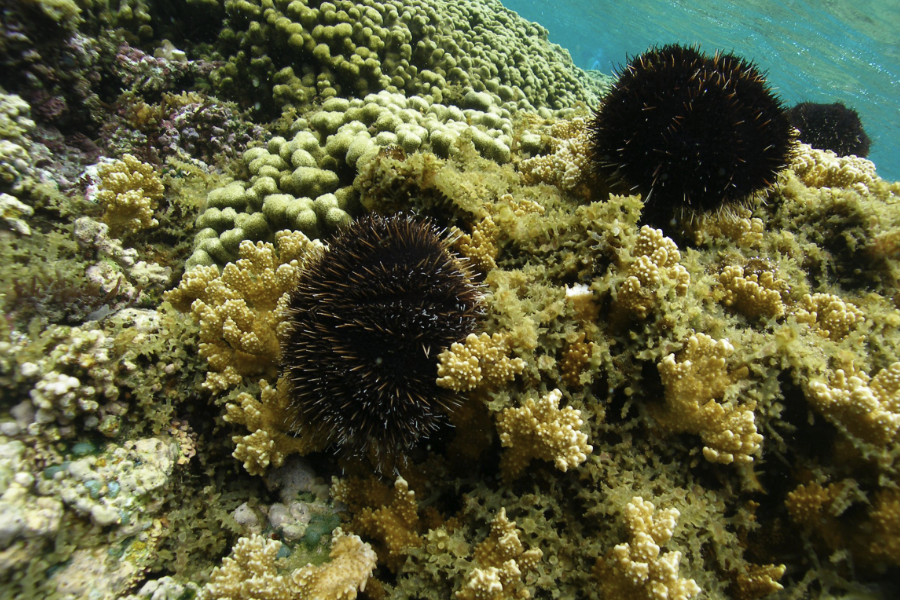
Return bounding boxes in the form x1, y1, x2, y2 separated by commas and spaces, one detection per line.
589, 44, 795, 218
281, 214, 482, 464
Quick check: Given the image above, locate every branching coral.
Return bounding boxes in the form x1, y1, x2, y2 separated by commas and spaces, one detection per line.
457, 508, 543, 600
805, 364, 900, 446
614, 226, 690, 321
225, 378, 321, 476
790, 143, 877, 194
655, 334, 762, 465
453, 215, 501, 273
594, 497, 701, 600
793, 293, 865, 341
93, 154, 164, 235
718, 264, 788, 320
519, 117, 592, 196
203, 529, 376, 600
868, 489, 900, 566
496, 389, 592, 480
334, 476, 421, 572
166, 230, 322, 393
436, 332, 526, 392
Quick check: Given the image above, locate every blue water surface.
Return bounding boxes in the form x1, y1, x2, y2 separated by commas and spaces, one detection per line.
499, 0, 900, 182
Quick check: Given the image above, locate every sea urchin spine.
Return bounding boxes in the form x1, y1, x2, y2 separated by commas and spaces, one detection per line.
282, 213, 482, 465
589, 44, 795, 219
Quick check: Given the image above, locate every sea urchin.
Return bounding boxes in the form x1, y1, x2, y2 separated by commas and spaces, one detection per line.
787, 101, 871, 157
282, 213, 482, 464
589, 44, 794, 218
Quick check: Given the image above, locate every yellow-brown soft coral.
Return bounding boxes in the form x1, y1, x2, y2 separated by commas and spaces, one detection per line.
453, 215, 500, 273
613, 226, 690, 321
805, 363, 900, 446
436, 332, 526, 392
655, 334, 762, 465
334, 476, 422, 572
793, 293, 865, 341
202, 529, 376, 600
790, 143, 877, 194
519, 117, 592, 197
291, 528, 379, 599
560, 332, 594, 388
727, 563, 786, 600
594, 496, 701, 600
496, 388, 592, 480
717, 264, 788, 321
166, 230, 322, 393
94, 154, 164, 235
224, 378, 321, 476
456, 508, 543, 600
868, 489, 900, 566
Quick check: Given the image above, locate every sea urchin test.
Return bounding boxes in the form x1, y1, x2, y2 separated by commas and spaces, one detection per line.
281, 214, 482, 466
589, 44, 795, 220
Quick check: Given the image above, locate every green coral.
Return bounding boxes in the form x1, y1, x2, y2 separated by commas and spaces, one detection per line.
208, 0, 597, 116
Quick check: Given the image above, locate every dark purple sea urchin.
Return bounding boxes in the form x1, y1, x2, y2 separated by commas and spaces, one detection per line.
589, 44, 794, 218
282, 214, 482, 465
787, 101, 871, 158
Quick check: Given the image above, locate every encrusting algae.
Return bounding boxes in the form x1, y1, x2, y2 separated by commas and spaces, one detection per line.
2, 0, 900, 599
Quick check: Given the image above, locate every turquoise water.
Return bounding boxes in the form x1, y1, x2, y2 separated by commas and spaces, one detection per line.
500, 0, 900, 182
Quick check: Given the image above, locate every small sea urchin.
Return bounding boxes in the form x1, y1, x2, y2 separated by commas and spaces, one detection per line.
282, 214, 482, 465
589, 44, 794, 219
787, 101, 871, 157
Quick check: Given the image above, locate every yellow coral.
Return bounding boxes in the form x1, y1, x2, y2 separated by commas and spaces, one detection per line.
729, 563, 786, 600
166, 230, 322, 393
203, 529, 376, 600
225, 378, 321, 476
95, 154, 164, 235
453, 215, 500, 273
791, 143, 878, 194
202, 533, 292, 600
457, 508, 542, 600
793, 293, 865, 341
519, 117, 591, 196
869, 489, 900, 566
291, 528, 378, 599
560, 332, 594, 388
595, 497, 701, 600
784, 481, 845, 530
656, 334, 762, 465
336, 476, 421, 572
436, 332, 526, 392
691, 207, 765, 247
496, 388, 592, 480
805, 364, 900, 446
614, 226, 690, 320
718, 264, 788, 320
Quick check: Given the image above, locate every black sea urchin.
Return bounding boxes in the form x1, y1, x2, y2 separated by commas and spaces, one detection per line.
282, 214, 482, 464
787, 101, 871, 157
589, 44, 794, 218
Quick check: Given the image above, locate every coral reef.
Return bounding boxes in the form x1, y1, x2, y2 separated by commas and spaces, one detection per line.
457, 508, 543, 600
594, 497, 702, 600
655, 334, 762, 465
202, 529, 376, 600
496, 388, 592, 480
436, 332, 526, 392
3, 1, 900, 599
166, 229, 322, 393
91, 154, 165, 235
